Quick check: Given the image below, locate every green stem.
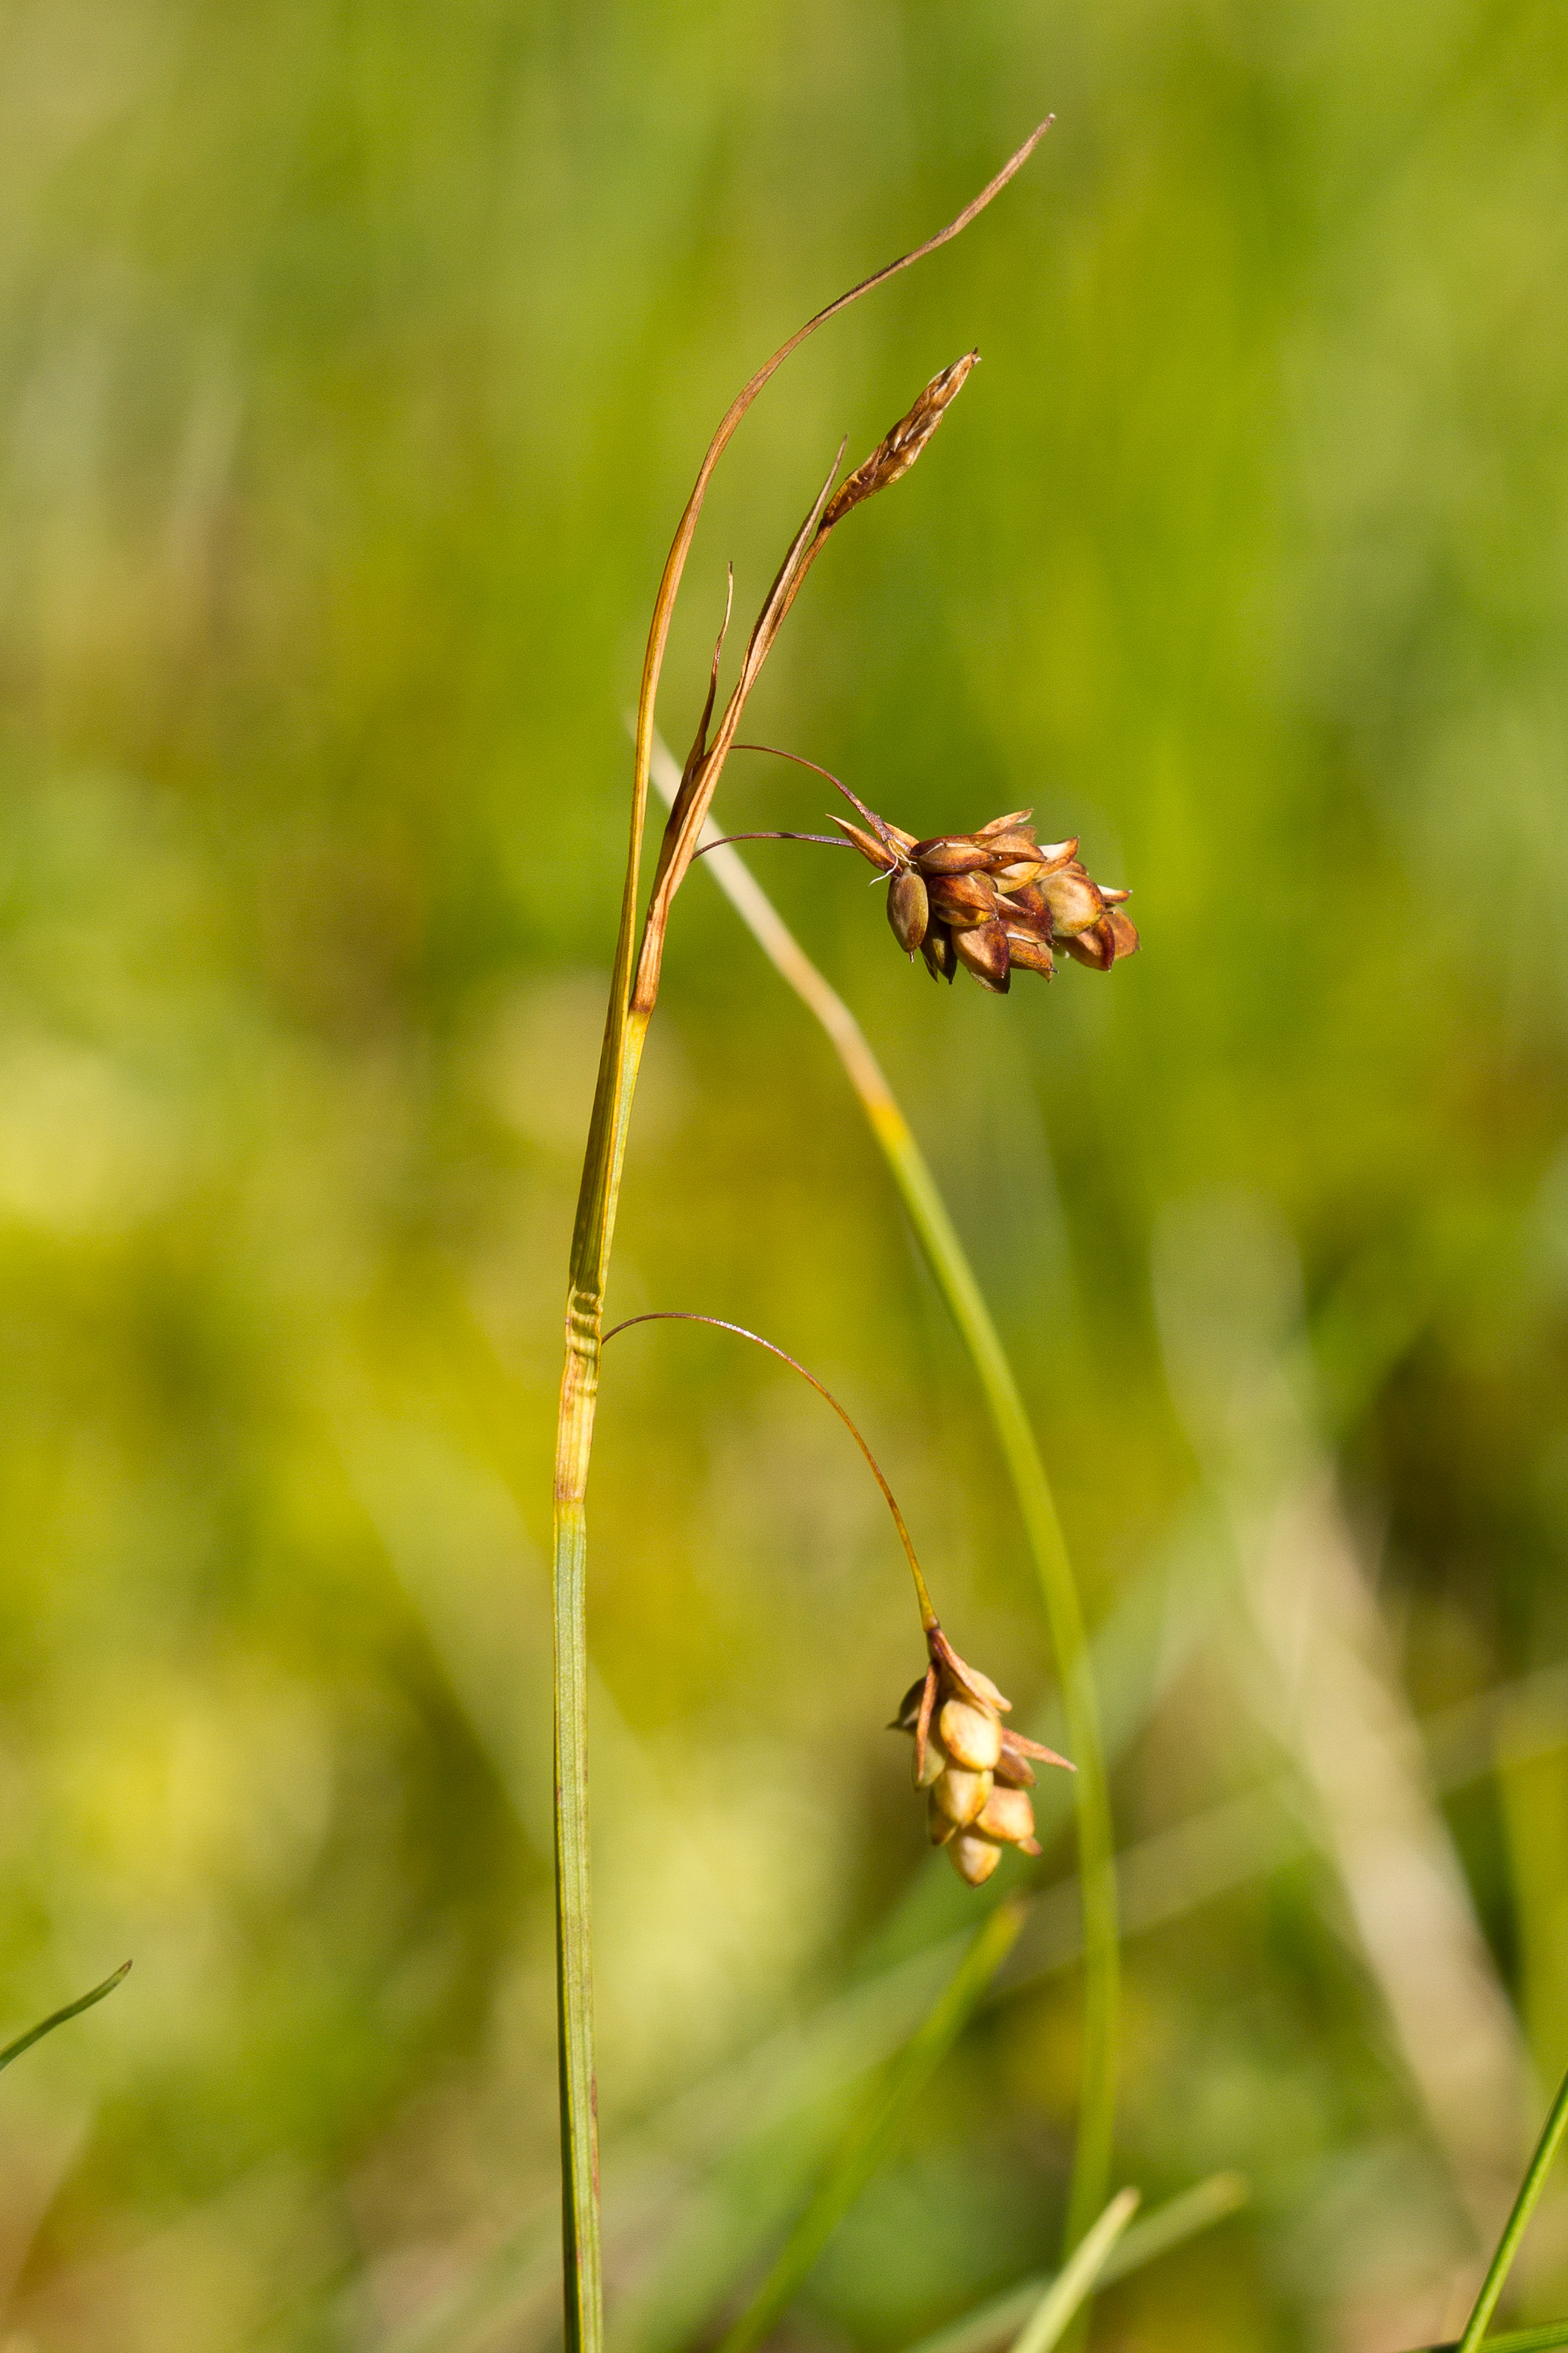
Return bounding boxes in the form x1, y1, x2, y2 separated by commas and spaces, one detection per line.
553, 1011, 649, 2353
659, 766, 1120, 2255
1457, 2063, 1568, 2353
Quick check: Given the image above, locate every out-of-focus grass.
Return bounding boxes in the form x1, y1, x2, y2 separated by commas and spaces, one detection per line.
1, 2, 1567, 2350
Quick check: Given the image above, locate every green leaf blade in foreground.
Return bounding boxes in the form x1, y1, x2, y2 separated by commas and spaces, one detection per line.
1414, 2329, 1568, 2353
714, 1899, 1024, 2353
901, 2172, 1249, 2353
0, 1961, 131, 2077
1456, 2061, 1568, 2353
1011, 2187, 1139, 2353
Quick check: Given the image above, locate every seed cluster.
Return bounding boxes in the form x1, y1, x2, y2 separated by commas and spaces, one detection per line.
892, 1626, 1074, 1886
835, 806, 1137, 992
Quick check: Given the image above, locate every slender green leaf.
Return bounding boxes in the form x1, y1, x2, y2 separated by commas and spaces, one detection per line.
900, 2174, 1248, 2353
1415, 2329, 1568, 2353
1457, 2062, 1568, 2353
0, 1961, 130, 2077
1010, 2187, 1139, 2353
714, 1899, 1024, 2353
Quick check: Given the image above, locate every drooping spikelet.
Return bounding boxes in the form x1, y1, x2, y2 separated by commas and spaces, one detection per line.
890, 1625, 1074, 1886
836, 804, 1138, 994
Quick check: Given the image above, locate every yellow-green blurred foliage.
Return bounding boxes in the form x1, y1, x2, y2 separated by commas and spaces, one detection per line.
2, 2, 1567, 2350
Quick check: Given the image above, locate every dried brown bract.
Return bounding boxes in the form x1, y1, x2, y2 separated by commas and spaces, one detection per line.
891, 1625, 1073, 1886
836, 804, 1138, 994
631, 353, 982, 1018
821, 353, 979, 531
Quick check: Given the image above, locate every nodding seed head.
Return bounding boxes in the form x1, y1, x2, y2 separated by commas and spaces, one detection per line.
834, 803, 1137, 994
891, 1625, 1073, 1886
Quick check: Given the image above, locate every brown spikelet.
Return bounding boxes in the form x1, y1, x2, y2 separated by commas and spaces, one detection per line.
830, 792, 1136, 993
892, 1622, 1072, 1886
820, 351, 980, 531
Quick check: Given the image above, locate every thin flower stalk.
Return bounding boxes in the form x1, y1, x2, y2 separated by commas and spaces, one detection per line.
603, 1310, 1068, 1882
603, 1309, 938, 1628
648, 734, 1121, 2254
552, 125, 1052, 2353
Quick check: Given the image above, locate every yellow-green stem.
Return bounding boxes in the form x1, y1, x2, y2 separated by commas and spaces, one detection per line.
553, 1012, 647, 2353
1456, 2060, 1568, 2353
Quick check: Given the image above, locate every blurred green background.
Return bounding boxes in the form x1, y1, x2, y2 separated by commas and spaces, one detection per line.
2, 1, 1567, 2348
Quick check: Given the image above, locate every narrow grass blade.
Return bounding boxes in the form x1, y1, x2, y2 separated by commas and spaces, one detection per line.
353, 1538, 1202, 2353
1009, 2187, 1139, 2353
363, 1645, 1566, 2353
1456, 2063, 1568, 2353
653, 737, 1119, 2251
0, 1961, 130, 2077
714, 1899, 1023, 2353
1411, 2328, 1568, 2353
903, 2174, 1245, 2353
1095, 2170, 1245, 2285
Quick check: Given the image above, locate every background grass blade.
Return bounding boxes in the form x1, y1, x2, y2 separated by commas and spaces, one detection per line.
902, 2174, 1246, 2353
1456, 2064, 1568, 2353
714, 1900, 1024, 2353
351, 1541, 1210, 2353
0, 1962, 130, 2077
1008, 2187, 1139, 2353
1413, 2330, 1568, 2353
650, 735, 1120, 2254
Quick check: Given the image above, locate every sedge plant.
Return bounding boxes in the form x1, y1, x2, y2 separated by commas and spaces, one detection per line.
552, 122, 1144, 2353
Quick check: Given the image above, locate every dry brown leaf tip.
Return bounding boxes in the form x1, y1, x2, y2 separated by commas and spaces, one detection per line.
821, 352, 981, 532
890, 1624, 1073, 1886
834, 804, 1138, 992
